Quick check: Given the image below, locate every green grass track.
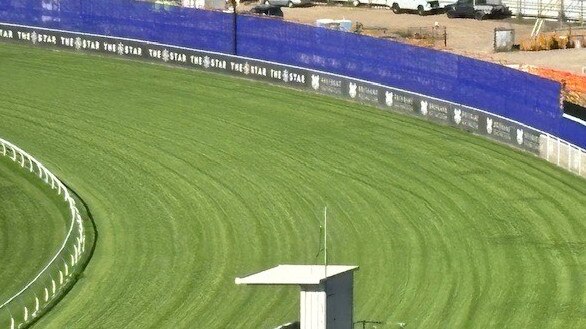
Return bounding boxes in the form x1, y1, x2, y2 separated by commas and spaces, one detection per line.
0, 154, 68, 302
0, 42, 585, 328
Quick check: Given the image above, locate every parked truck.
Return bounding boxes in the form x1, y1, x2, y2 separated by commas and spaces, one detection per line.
350, 0, 441, 15
445, 0, 511, 19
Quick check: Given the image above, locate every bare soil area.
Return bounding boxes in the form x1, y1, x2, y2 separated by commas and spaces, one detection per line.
240, 3, 586, 75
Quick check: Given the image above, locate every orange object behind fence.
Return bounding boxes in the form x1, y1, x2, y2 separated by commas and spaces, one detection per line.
528, 67, 586, 106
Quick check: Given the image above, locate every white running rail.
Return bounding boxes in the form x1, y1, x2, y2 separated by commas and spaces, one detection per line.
0, 137, 87, 328
540, 134, 586, 179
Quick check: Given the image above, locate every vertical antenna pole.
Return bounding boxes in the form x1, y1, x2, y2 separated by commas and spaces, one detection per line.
323, 207, 329, 328
324, 206, 327, 280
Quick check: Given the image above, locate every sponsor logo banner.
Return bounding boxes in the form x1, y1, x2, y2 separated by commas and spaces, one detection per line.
0, 27, 14, 39
451, 107, 480, 132
0, 24, 308, 89
484, 116, 540, 152
381, 89, 416, 113
307, 73, 344, 96
419, 99, 450, 124
347, 82, 379, 104
0, 23, 542, 154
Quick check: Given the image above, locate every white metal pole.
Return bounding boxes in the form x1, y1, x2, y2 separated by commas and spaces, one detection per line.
324, 206, 327, 281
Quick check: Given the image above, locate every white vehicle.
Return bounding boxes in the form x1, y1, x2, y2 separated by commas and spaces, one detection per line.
263, 0, 311, 7
437, 0, 456, 7
350, 0, 441, 15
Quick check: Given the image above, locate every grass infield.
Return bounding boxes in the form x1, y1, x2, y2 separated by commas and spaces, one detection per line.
0, 42, 585, 328
0, 154, 68, 303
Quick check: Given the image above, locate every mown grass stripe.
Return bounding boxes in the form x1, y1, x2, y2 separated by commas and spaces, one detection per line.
0, 42, 584, 328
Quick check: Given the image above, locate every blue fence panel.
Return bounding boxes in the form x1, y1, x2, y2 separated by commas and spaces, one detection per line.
557, 119, 586, 147
0, 1, 583, 149
237, 15, 562, 136
454, 55, 561, 130
0, 0, 235, 53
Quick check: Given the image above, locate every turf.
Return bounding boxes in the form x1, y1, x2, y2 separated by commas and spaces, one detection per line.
0, 42, 585, 328
0, 154, 68, 303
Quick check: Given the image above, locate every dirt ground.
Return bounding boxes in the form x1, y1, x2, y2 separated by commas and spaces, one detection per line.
240, 3, 586, 75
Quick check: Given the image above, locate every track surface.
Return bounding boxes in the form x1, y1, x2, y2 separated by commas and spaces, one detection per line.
0, 42, 585, 328
0, 156, 67, 302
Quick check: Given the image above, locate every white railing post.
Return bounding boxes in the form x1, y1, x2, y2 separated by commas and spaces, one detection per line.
578, 147, 585, 176
545, 135, 550, 161
72, 247, 78, 266
34, 296, 39, 315
19, 151, 25, 168
567, 142, 571, 171
42, 166, 49, 183
557, 138, 561, 166
572, 146, 576, 173
0, 137, 89, 325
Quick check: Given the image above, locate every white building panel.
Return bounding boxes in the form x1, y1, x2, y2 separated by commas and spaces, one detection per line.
235, 265, 358, 285
300, 287, 326, 329
236, 265, 358, 329
502, 0, 586, 20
